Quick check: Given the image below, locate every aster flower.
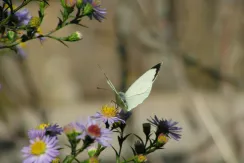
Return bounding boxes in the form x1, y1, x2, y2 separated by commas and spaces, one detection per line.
91, 105, 125, 125
63, 122, 81, 135
148, 116, 182, 141
76, 117, 112, 147
45, 124, 63, 137
84, 0, 106, 22
21, 136, 60, 163
12, 9, 31, 26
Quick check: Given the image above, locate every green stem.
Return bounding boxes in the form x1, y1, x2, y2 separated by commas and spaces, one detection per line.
118, 128, 124, 156
94, 144, 106, 157
121, 157, 135, 163
68, 143, 90, 163
0, 24, 67, 50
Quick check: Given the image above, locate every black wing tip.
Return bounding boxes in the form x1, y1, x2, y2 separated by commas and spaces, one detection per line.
151, 62, 163, 81
151, 62, 163, 70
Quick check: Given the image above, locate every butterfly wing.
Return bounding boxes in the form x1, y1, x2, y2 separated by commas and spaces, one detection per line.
125, 62, 162, 111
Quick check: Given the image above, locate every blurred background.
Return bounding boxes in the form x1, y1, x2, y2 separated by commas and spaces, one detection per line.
1, 0, 244, 162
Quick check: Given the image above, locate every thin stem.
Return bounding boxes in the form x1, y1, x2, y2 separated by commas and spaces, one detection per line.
68, 142, 90, 163
121, 157, 135, 163
118, 128, 124, 156
0, 24, 66, 50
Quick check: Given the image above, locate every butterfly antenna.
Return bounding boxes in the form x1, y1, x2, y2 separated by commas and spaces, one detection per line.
97, 87, 112, 92
97, 64, 111, 81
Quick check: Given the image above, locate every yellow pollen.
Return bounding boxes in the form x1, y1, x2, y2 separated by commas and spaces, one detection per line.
30, 140, 46, 155
137, 154, 147, 162
19, 42, 26, 48
37, 27, 42, 34
52, 158, 60, 163
101, 105, 117, 118
157, 133, 168, 144
37, 123, 50, 130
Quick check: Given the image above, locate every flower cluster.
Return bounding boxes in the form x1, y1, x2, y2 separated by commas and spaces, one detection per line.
21, 104, 182, 163
0, 0, 107, 90
21, 123, 62, 163
0, 0, 107, 57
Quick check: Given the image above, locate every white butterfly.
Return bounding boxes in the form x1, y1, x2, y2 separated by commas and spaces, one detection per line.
100, 62, 162, 111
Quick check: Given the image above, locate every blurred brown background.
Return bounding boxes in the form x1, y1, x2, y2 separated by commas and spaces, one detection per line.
1, 0, 244, 162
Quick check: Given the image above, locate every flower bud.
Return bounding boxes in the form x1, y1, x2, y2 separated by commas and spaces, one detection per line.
63, 123, 81, 144
7, 31, 16, 41
61, 0, 77, 8
76, 0, 83, 8
134, 141, 145, 155
83, 3, 93, 15
142, 123, 151, 136
87, 145, 97, 157
63, 123, 80, 135
63, 31, 83, 42
65, 0, 77, 8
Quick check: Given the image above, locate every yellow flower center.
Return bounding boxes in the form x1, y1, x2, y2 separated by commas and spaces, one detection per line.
19, 42, 26, 48
37, 27, 42, 34
101, 105, 117, 118
37, 123, 50, 130
29, 17, 41, 27
157, 133, 168, 144
137, 154, 147, 163
30, 140, 47, 155
52, 158, 60, 163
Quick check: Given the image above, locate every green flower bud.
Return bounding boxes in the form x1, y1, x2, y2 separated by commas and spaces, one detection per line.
61, 0, 77, 8
76, 0, 83, 8
61, 0, 66, 8
63, 31, 82, 42
40, 1, 48, 16
7, 31, 16, 41
87, 146, 97, 157
83, 3, 93, 15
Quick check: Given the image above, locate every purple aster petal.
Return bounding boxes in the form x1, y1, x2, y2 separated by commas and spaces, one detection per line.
14, 9, 31, 26
28, 129, 45, 140
16, 45, 27, 58
84, 0, 106, 22
45, 124, 63, 137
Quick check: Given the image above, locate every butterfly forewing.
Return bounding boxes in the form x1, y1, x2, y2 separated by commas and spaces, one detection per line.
124, 62, 162, 111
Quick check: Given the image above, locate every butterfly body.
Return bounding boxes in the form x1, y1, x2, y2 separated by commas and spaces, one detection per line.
116, 92, 128, 110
